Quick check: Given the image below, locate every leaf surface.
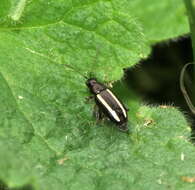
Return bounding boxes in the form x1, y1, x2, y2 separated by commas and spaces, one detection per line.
112, 0, 189, 43
0, 0, 194, 190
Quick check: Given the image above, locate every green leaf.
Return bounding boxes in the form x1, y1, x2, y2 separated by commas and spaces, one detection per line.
184, 0, 195, 58
0, 0, 150, 81
0, 0, 194, 190
112, 0, 189, 43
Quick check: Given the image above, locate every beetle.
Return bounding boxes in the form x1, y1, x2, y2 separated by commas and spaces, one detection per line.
86, 78, 128, 132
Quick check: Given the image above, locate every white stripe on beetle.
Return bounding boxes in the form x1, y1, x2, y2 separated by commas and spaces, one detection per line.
96, 94, 120, 122
106, 89, 127, 118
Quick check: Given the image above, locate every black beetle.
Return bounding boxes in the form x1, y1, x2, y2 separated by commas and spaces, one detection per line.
86, 78, 128, 132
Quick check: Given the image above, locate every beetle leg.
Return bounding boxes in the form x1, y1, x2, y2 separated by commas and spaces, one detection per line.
93, 105, 104, 121
118, 122, 129, 133
124, 106, 129, 111
85, 95, 94, 103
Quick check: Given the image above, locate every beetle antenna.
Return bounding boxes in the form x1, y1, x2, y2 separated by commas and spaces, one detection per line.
63, 47, 100, 80
86, 48, 100, 79
63, 63, 88, 79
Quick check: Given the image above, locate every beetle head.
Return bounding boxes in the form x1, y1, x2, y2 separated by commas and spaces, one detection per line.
86, 78, 106, 94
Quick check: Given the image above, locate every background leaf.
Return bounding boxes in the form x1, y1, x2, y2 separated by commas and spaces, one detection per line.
0, 0, 194, 189
112, 0, 189, 43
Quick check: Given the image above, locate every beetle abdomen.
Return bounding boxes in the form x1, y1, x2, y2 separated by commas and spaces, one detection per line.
96, 89, 127, 124
86, 78, 129, 132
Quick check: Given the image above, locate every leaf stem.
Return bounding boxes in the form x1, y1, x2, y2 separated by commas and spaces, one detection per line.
180, 63, 195, 114
183, 0, 195, 102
